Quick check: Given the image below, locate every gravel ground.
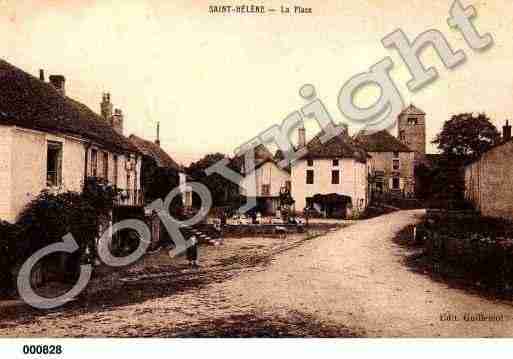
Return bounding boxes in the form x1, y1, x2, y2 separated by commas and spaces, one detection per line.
222, 210, 513, 337
4, 210, 513, 337
0, 222, 355, 337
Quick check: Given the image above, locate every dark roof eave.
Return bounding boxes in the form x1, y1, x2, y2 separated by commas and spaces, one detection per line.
305, 154, 368, 163
128, 134, 180, 170
0, 59, 140, 155
5, 117, 141, 156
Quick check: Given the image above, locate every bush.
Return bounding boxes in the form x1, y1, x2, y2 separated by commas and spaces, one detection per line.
0, 178, 121, 295
0, 221, 19, 296
13, 177, 120, 279
421, 215, 513, 292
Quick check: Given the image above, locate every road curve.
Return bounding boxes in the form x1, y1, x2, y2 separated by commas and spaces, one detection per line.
223, 210, 513, 337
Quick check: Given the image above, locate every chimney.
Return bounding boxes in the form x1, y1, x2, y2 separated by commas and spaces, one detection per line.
298, 126, 306, 148
111, 108, 124, 135
39, 69, 45, 82
100, 93, 113, 121
155, 122, 160, 146
49, 75, 65, 96
504, 120, 512, 141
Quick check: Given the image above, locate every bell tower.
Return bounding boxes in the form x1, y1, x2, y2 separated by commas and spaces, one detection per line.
397, 104, 426, 159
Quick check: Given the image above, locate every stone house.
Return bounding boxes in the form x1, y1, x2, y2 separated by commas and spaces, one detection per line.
357, 103, 429, 199
397, 104, 426, 162
0, 60, 143, 223
464, 121, 513, 221
355, 130, 415, 197
291, 126, 370, 217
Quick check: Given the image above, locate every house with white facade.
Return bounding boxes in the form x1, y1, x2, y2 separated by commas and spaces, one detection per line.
235, 145, 291, 215
291, 126, 370, 218
0, 60, 143, 223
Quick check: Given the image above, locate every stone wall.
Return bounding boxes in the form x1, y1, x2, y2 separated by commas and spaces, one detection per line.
0, 126, 12, 221
368, 151, 415, 194
464, 141, 513, 221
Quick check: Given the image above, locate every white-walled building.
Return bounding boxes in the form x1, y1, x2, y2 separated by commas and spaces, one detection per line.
291, 126, 370, 217
0, 60, 143, 223
239, 159, 291, 215
233, 127, 370, 218
235, 145, 291, 215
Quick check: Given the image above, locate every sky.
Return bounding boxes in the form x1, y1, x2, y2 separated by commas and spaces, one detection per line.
1, 0, 512, 164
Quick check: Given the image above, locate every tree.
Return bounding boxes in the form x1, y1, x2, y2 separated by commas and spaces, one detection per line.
187, 153, 239, 207
432, 113, 500, 159
427, 157, 466, 206
142, 162, 180, 204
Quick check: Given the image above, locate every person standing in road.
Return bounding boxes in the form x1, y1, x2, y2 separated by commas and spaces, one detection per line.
186, 236, 199, 268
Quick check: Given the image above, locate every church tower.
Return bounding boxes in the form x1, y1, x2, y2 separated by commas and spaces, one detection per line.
397, 104, 426, 159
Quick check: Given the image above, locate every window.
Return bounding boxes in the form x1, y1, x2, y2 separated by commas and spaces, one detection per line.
393, 151, 399, 158
47, 141, 63, 187
407, 117, 418, 125
306, 170, 314, 184
102, 152, 109, 180
331, 170, 340, 184
393, 159, 400, 171
399, 130, 405, 141
261, 184, 270, 196
332, 159, 339, 167
91, 149, 98, 177
392, 177, 400, 190
113, 155, 118, 186
307, 159, 313, 166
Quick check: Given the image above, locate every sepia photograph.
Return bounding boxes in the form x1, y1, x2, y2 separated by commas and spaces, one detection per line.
0, 0, 513, 356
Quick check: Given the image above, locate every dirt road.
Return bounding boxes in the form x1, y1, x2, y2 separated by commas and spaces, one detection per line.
2, 210, 513, 337
223, 209, 513, 337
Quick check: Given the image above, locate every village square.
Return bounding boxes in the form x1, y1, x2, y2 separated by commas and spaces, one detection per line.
2, 0, 513, 341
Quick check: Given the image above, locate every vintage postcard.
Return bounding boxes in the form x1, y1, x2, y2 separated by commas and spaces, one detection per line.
0, 0, 513, 355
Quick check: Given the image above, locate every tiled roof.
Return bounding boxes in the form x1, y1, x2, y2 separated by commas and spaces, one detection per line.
354, 130, 412, 153
273, 149, 292, 173
305, 127, 369, 163
0, 59, 139, 154
232, 126, 369, 172
128, 134, 180, 171
400, 104, 426, 116
231, 144, 274, 174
